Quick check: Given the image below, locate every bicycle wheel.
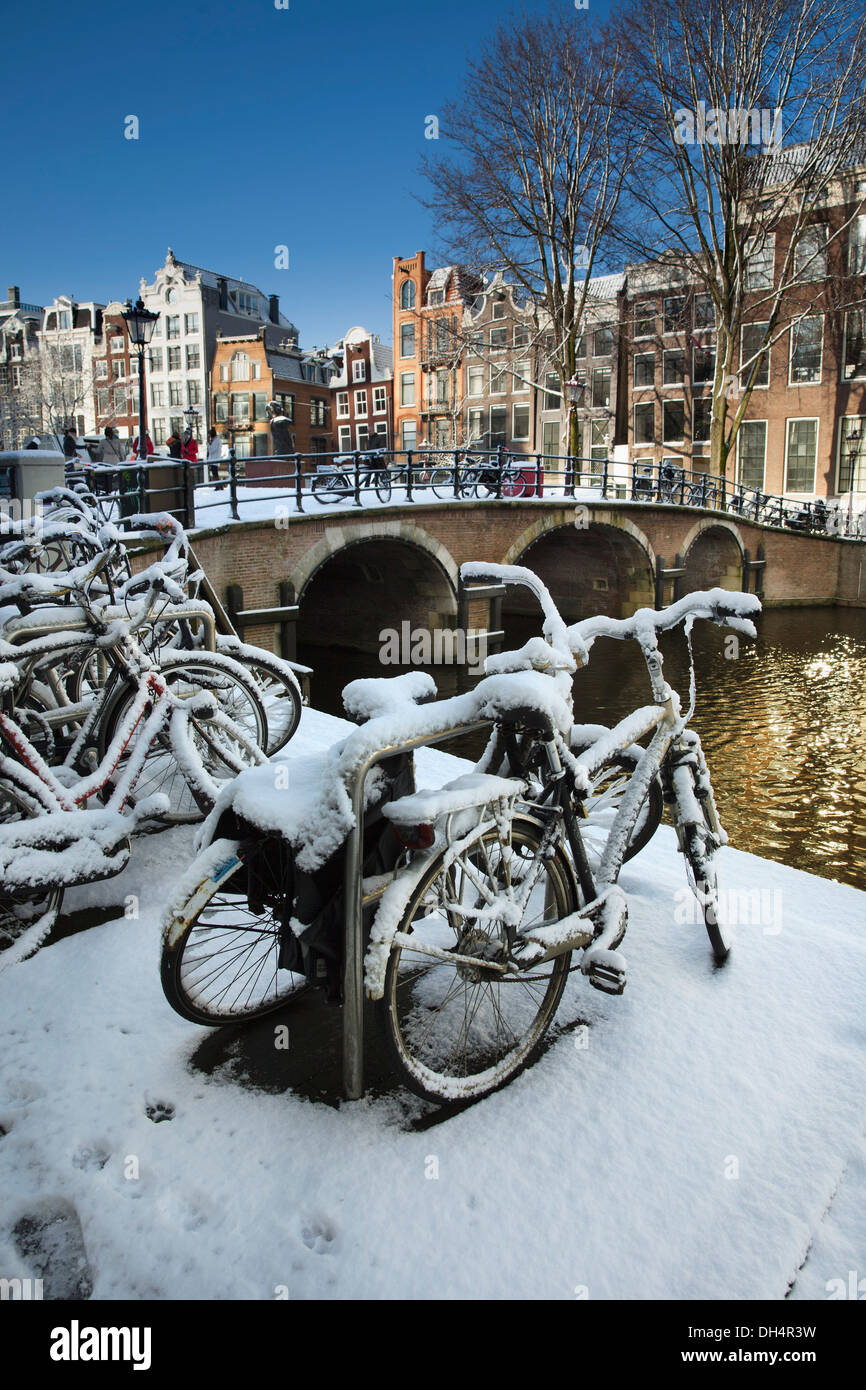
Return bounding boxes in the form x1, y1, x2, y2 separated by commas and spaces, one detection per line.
430, 468, 455, 499
311, 472, 349, 503
99, 654, 267, 824
374, 470, 392, 503
0, 779, 63, 960
501, 468, 528, 499
378, 814, 576, 1104
226, 647, 302, 756
161, 838, 309, 1024
671, 762, 729, 961
570, 746, 664, 869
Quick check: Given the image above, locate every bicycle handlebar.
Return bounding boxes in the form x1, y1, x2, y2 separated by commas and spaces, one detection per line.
569, 589, 761, 651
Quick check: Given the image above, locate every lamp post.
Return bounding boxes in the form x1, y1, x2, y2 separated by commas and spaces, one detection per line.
845, 424, 862, 537
122, 297, 159, 462
565, 372, 586, 493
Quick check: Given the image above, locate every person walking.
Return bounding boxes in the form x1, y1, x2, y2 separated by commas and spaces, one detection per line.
97, 426, 126, 466
63, 429, 78, 460
166, 430, 182, 459
130, 431, 154, 460
206, 427, 226, 488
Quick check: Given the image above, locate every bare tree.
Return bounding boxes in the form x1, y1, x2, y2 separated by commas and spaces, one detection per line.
420, 10, 640, 451
610, 0, 866, 479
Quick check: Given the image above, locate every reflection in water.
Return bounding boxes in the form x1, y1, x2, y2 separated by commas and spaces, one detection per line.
300, 606, 866, 891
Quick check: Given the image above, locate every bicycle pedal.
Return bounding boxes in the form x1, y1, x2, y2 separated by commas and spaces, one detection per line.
586, 959, 627, 995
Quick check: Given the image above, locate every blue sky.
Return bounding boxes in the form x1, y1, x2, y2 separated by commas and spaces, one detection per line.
2, 0, 611, 348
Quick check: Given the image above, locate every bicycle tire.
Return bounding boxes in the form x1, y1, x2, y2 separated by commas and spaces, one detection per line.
570, 747, 664, 867
377, 814, 577, 1104
430, 468, 455, 499
671, 761, 729, 962
222, 645, 302, 756
161, 838, 310, 1024
0, 777, 64, 963
374, 470, 392, 503
311, 472, 350, 503
97, 653, 267, 824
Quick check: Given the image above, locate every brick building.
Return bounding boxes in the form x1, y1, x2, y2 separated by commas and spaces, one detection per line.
330, 325, 393, 454
211, 327, 336, 469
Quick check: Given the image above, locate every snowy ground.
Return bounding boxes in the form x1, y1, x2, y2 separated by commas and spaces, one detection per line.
0, 706, 864, 1301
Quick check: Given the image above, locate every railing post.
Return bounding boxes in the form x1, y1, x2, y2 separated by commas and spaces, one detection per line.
536, 453, 543, 500
137, 465, 146, 514
602, 455, 609, 499
452, 448, 461, 499
353, 450, 362, 507
228, 448, 240, 521
182, 459, 192, 529
565, 453, 574, 497
678, 467, 686, 506
294, 452, 304, 514
495, 443, 505, 499
405, 450, 414, 504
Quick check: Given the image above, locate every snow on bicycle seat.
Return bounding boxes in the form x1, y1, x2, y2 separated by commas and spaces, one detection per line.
384, 773, 524, 828
341, 671, 437, 723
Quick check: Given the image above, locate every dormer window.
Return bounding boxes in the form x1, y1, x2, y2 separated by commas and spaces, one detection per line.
352, 359, 366, 383
58, 310, 72, 331
492, 299, 506, 319
428, 288, 445, 305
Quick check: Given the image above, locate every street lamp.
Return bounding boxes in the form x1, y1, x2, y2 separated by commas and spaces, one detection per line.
564, 372, 587, 492
845, 424, 861, 536
122, 297, 159, 460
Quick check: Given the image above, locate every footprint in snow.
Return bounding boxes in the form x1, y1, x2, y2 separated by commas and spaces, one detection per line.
300, 1217, 337, 1254
72, 1145, 110, 1172
12, 1199, 94, 1300
145, 1101, 175, 1124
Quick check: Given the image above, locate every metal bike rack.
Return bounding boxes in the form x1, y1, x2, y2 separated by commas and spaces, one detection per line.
341, 717, 492, 1101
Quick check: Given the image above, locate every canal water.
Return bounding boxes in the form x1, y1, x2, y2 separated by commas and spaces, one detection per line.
300, 605, 866, 893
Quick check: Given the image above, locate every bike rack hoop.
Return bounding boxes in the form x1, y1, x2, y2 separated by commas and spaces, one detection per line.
341, 716, 493, 1101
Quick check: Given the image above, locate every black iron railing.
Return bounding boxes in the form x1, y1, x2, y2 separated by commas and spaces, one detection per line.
62, 447, 863, 540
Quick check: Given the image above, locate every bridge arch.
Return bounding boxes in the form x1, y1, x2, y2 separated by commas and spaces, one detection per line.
679, 518, 745, 595
504, 512, 656, 621
292, 518, 459, 600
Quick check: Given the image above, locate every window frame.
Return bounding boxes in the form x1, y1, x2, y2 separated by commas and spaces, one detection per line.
784, 417, 819, 493
789, 316, 823, 386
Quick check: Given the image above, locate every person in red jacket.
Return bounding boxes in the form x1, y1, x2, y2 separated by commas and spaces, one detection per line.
181, 428, 199, 463
130, 432, 154, 460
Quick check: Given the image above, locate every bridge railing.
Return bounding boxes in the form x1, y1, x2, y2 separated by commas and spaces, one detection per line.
63, 448, 864, 539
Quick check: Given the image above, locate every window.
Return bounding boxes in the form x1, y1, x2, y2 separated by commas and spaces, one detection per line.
58, 310, 72, 330
95, 359, 108, 379
276, 394, 294, 422
311, 399, 327, 427
434, 317, 452, 358
373, 419, 388, 439
11, 365, 20, 389
848, 215, 866, 276
489, 327, 508, 352
663, 400, 685, 441
169, 381, 183, 406
514, 324, 530, 348
838, 417, 866, 492
252, 433, 269, 457
97, 389, 110, 415
252, 392, 269, 422
790, 317, 823, 384
544, 373, 560, 411
233, 435, 251, 459
165, 289, 178, 304
149, 347, 162, 372
467, 365, 484, 397
634, 301, 655, 337
184, 313, 199, 334
542, 421, 560, 459
490, 405, 507, 446
400, 280, 415, 310
187, 380, 201, 406
357, 424, 370, 452
693, 397, 712, 443
428, 288, 445, 305
740, 323, 770, 388
113, 387, 128, 414
434, 369, 449, 405
433, 419, 451, 448
663, 350, 686, 385
110, 335, 124, 352
490, 365, 507, 394
693, 293, 714, 330
467, 408, 484, 441
166, 316, 180, 339
593, 326, 613, 357
843, 311, 866, 380
231, 393, 250, 423
400, 322, 415, 357
794, 225, 828, 282
589, 419, 608, 471
692, 347, 715, 384
354, 389, 368, 417
219, 364, 229, 382
400, 372, 415, 407
634, 402, 654, 445
352, 358, 366, 383
492, 299, 506, 320
213, 395, 229, 424
167, 347, 181, 372
336, 392, 349, 418
744, 234, 775, 290
110, 359, 124, 379
592, 367, 611, 408
230, 351, 250, 381
373, 386, 387, 414
402, 421, 417, 450
513, 403, 530, 440
785, 418, 818, 491
338, 425, 352, 452
152, 420, 167, 445
738, 420, 767, 489
186, 345, 200, 370
663, 296, 686, 333
234, 291, 260, 317
634, 353, 654, 388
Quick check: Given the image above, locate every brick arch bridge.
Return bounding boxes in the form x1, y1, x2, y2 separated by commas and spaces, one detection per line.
186, 499, 865, 664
